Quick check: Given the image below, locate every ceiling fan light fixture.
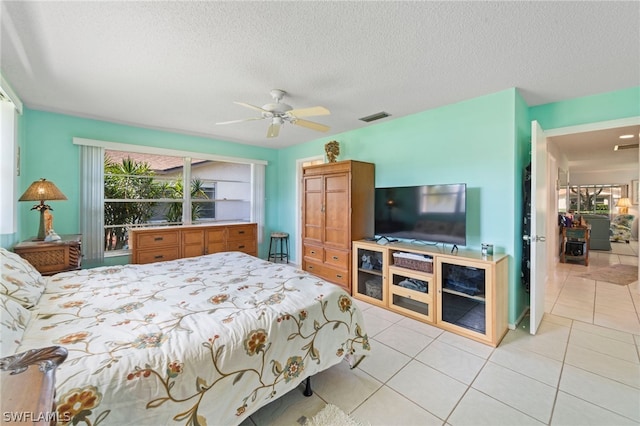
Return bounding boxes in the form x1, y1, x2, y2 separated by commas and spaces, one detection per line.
217, 89, 330, 138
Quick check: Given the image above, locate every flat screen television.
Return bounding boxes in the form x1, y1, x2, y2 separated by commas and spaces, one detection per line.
374, 183, 466, 245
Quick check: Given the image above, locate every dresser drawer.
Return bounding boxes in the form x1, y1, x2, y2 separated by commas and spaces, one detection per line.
228, 239, 255, 253
227, 224, 256, 241
302, 260, 350, 289
135, 230, 180, 249
324, 248, 350, 269
136, 247, 180, 264
303, 244, 323, 261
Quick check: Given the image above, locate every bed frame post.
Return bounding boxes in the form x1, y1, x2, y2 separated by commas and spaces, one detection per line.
303, 376, 313, 397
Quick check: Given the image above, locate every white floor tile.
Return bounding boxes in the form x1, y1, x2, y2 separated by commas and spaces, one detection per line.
351, 386, 444, 426
387, 360, 467, 420
472, 362, 556, 423
564, 344, 640, 389
568, 328, 639, 363
435, 331, 495, 359
358, 339, 411, 383
559, 364, 640, 422
448, 388, 544, 426
490, 343, 563, 387
374, 323, 434, 357
550, 391, 638, 426
310, 360, 382, 413
415, 340, 486, 385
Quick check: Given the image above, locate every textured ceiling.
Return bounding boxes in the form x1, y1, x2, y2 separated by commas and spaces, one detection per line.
1, 1, 639, 158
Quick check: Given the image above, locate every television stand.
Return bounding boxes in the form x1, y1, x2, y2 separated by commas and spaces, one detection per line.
352, 239, 509, 347
450, 244, 459, 254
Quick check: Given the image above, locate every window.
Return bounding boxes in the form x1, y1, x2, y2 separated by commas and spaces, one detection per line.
74, 138, 266, 262
104, 150, 254, 254
566, 184, 623, 216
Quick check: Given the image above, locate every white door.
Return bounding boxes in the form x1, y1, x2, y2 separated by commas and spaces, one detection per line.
529, 120, 548, 334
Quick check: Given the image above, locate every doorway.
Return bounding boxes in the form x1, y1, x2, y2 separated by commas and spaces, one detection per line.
534, 117, 640, 334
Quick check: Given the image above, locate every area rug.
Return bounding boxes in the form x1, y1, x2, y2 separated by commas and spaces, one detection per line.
305, 404, 368, 426
578, 264, 638, 285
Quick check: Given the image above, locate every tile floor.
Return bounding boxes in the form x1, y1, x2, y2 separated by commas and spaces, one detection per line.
245, 242, 639, 426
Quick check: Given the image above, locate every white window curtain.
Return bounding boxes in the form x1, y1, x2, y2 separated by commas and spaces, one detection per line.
80, 145, 104, 264
251, 163, 266, 244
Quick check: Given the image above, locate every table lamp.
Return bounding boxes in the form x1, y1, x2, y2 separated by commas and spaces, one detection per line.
18, 178, 68, 240
616, 197, 631, 214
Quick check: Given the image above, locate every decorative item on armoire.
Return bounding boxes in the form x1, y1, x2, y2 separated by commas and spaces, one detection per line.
18, 178, 67, 240
324, 140, 340, 163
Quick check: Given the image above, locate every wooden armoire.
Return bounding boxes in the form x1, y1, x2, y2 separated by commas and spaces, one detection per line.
301, 160, 375, 292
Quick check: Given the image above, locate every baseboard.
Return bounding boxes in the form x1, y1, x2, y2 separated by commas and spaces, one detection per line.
509, 308, 529, 330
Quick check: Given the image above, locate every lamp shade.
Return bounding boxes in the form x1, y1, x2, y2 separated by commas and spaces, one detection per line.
18, 178, 67, 202
19, 178, 67, 240
616, 197, 632, 208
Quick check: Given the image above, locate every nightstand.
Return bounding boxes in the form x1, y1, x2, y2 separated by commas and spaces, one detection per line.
13, 234, 82, 275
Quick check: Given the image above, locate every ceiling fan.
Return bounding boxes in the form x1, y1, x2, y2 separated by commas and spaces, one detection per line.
216, 89, 330, 138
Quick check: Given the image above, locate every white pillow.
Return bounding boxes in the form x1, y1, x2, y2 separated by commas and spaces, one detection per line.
0, 293, 32, 357
0, 247, 46, 308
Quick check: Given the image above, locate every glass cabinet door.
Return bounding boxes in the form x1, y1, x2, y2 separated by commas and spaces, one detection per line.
438, 260, 488, 336
352, 244, 386, 306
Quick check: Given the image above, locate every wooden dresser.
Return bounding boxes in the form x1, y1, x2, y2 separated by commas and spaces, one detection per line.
13, 235, 82, 276
0, 346, 68, 425
129, 223, 257, 264
301, 160, 375, 292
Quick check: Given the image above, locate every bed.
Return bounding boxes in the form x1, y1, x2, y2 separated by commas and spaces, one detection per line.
0, 249, 370, 425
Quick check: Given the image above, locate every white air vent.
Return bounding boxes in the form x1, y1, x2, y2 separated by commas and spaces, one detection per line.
359, 112, 391, 122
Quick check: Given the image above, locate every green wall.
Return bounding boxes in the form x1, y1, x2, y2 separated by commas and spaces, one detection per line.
530, 87, 640, 129
15, 109, 280, 259
6, 86, 639, 327
277, 88, 523, 324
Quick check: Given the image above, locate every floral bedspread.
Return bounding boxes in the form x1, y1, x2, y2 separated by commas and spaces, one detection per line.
18, 252, 370, 425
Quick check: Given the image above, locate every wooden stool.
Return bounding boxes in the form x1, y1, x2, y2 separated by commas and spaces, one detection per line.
268, 232, 289, 263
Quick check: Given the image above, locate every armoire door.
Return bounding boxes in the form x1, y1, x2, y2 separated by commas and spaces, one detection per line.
324, 173, 350, 248
303, 175, 324, 245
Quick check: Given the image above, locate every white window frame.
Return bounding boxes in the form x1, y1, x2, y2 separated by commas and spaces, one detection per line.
0, 75, 22, 235
74, 137, 267, 262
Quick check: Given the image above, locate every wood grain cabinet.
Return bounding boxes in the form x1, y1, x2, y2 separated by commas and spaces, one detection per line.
352, 240, 509, 347
301, 160, 375, 292
13, 235, 82, 276
129, 223, 257, 264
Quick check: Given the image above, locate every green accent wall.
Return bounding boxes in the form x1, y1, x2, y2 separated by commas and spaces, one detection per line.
14, 109, 279, 258
278, 89, 522, 324
5, 86, 639, 328
530, 87, 640, 129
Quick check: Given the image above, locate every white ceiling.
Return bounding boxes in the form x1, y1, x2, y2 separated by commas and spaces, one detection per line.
1, 1, 639, 172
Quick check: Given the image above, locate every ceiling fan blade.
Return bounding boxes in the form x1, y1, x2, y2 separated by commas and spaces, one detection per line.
293, 118, 330, 133
234, 101, 267, 113
287, 106, 330, 117
267, 123, 281, 138
216, 117, 264, 125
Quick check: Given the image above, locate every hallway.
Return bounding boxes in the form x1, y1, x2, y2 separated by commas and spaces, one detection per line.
546, 241, 640, 334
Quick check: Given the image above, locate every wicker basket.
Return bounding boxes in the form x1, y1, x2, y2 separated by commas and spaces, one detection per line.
392, 252, 433, 273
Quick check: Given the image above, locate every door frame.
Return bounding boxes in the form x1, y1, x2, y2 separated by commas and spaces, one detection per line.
531, 116, 640, 333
